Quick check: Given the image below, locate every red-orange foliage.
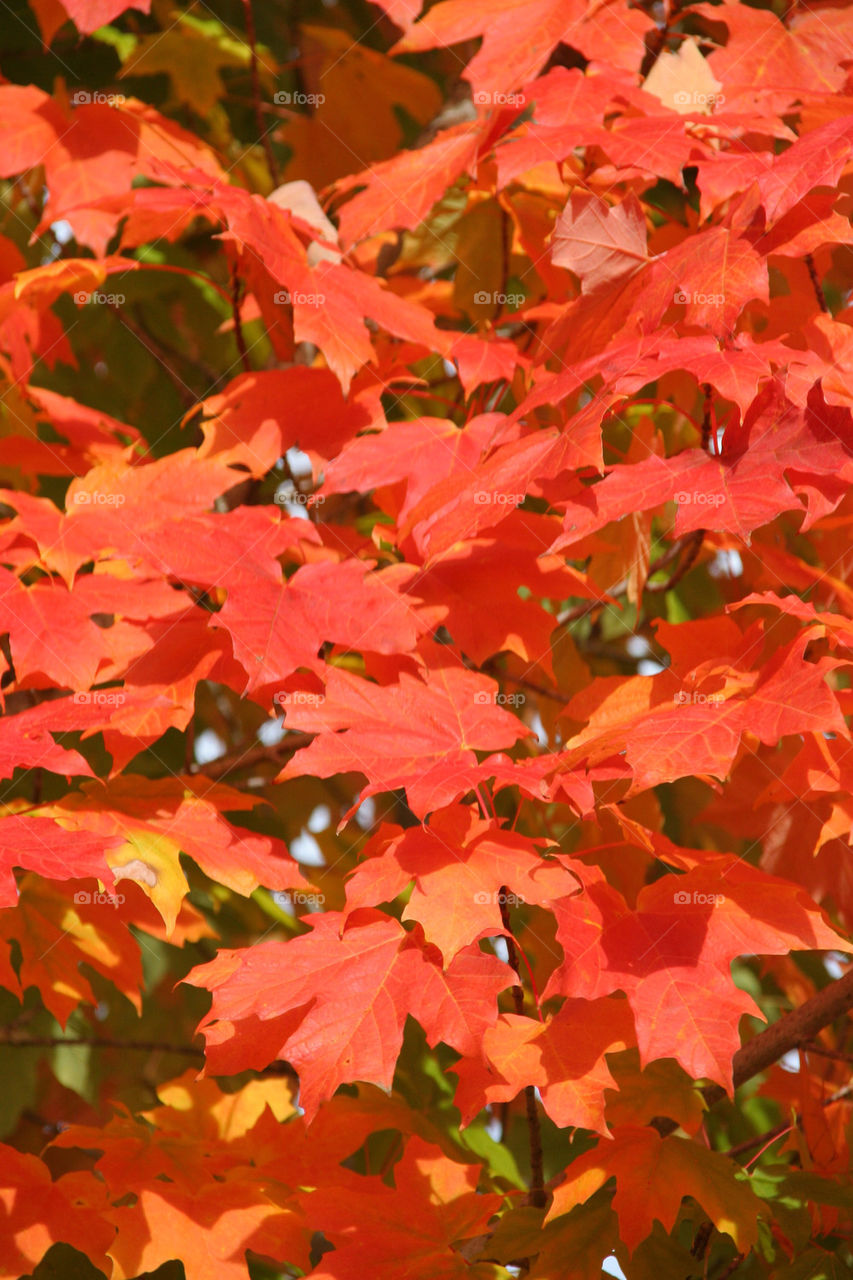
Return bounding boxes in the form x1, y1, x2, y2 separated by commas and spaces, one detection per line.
0, 1, 852, 1276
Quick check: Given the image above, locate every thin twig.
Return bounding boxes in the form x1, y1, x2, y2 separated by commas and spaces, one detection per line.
242, 0, 279, 187
701, 381, 714, 454
724, 1120, 793, 1161
105, 302, 197, 408
799, 1042, 853, 1064
184, 717, 196, 774
481, 661, 565, 703
645, 529, 705, 594
127, 302, 223, 386
0, 1032, 301, 1082
231, 261, 251, 373
188, 733, 314, 780
647, 538, 687, 578
499, 885, 546, 1208
639, 0, 684, 79
557, 595, 617, 626
0, 1033, 204, 1055
805, 253, 828, 314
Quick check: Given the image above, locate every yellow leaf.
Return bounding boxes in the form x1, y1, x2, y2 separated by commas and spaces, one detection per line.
108, 830, 189, 936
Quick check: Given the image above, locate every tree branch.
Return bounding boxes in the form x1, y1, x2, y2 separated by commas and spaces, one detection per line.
481, 660, 565, 703
0, 1031, 300, 1080
189, 733, 314, 780
654, 965, 853, 1137
717, 964, 853, 1105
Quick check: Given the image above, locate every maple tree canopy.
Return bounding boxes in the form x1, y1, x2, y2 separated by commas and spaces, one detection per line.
2, 0, 853, 1277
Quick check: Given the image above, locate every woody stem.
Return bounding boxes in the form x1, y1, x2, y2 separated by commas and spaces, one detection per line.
499, 885, 546, 1207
